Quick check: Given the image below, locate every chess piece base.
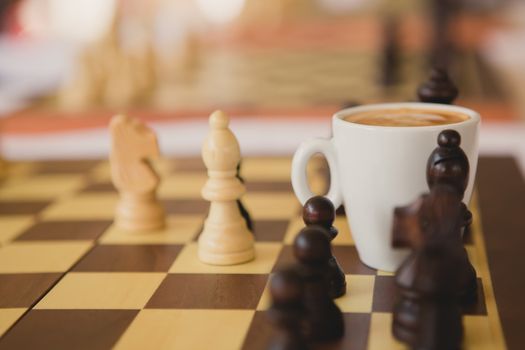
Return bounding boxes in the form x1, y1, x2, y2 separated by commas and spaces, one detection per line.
198, 217, 255, 265
115, 194, 165, 231
198, 245, 255, 266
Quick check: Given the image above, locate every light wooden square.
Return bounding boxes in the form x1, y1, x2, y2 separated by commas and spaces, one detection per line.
284, 216, 354, 245
243, 193, 300, 220
0, 308, 26, 336
100, 215, 201, 244
463, 315, 500, 350
0, 216, 33, 245
169, 242, 281, 274
377, 270, 395, 276
0, 175, 84, 200
241, 158, 291, 181
41, 193, 118, 220
256, 279, 272, 311
115, 309, 254, 350
368, 313, 405, 350
158, 174, 206, 198
0, 242, 92, 273
335, 275, 375, 313
36, 272, 166, 309
465, 245, 480, 275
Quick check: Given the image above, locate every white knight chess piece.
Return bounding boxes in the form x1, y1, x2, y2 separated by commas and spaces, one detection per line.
109, 114, 165, 231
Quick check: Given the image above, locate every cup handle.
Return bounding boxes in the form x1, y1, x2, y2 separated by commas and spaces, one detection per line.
291, 138, 343, 207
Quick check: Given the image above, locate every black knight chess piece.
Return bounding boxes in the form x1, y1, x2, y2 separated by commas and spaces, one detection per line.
294, 226, 344, 342
303, 196, 346, 298
426, 130, 478, 304
392, 185, 466, 350
417, 67, 458, 105
267, 267, 309, 350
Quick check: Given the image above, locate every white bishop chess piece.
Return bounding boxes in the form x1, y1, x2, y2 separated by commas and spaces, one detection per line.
109, 114, 165, 231
198, 110, 255, 265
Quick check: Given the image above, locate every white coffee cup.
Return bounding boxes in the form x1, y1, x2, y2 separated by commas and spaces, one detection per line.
291, 102, 480, 272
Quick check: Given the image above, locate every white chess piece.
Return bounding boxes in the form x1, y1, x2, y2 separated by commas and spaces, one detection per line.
109, 114, 165, 231
198, 110, 255, 265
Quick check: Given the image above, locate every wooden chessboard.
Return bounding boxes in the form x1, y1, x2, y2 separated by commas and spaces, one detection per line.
0, 156, 522, 350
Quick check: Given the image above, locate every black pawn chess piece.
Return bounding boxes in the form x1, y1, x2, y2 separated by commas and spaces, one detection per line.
426, 130, 478, 304
294, 226, 344, 342
392, 186, 465, 350
236, 162, 253, 232
417, 67, 458, 105
267, 267, 309, 350
303, 196, 346, 298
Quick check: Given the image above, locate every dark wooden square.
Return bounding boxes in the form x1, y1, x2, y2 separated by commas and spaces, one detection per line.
0, 201, 50, 216
245, 181, 292, 192
146, 274, 267, 309
16, 220, 112, 241
253, 220, 290, 242
0, 310, 138, 350
372, 275, 397, 312
332, 246, 376, 275
241, 311, 371, 350
81, 182, 116, 193
0, 273, 61, 308
34, 160, 100, 174
163, 199, 209, 215
73, 245, 182, 272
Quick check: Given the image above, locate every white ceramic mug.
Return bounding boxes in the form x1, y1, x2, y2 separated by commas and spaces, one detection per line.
291, 102, 480, 272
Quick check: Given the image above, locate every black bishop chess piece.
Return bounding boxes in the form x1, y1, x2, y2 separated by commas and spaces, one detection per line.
426, 129, 478, 304
392, 185, 466, 350
417, 67, 458, 105
303, 196, 346, 298
294, 226, 344, 343
267, 267, 309, 350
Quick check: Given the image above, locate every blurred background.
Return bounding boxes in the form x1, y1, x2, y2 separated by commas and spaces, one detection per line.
0, 0, 524, 173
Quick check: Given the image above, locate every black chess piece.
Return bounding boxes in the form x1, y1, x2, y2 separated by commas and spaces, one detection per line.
267, 267, 309, 350
417, 67, 458, 104
426, 130, 478, 304
294, 226, 345, 342
236, 162, 253, 232
340, 100, 361, 110
392, 185, 465, 350
303, 196, 346, 298
381, 16, 401, 87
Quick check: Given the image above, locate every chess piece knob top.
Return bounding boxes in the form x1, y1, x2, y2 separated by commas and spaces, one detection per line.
209, 110, 230, 129
417, 67, 458, 104
294, 226, 331, 264
427, 129, 469, 195
303, 196, 335, 228
437, 129, 461, 148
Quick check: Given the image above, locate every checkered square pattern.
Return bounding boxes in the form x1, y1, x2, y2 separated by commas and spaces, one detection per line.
0, 158, 503, 349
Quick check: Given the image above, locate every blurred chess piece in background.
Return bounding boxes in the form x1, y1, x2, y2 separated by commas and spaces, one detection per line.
58, 2, 157, 110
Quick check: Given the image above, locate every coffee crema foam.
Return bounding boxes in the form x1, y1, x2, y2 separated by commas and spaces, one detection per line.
343, 108, 469, 127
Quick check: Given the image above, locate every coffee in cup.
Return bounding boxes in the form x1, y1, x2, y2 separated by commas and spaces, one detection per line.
343, 108, 470, 127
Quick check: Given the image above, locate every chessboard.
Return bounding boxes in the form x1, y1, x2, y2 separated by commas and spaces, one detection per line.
0, 156, 521, 350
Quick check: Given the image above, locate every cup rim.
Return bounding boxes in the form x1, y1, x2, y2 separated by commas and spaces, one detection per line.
333, 102, 480, 131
